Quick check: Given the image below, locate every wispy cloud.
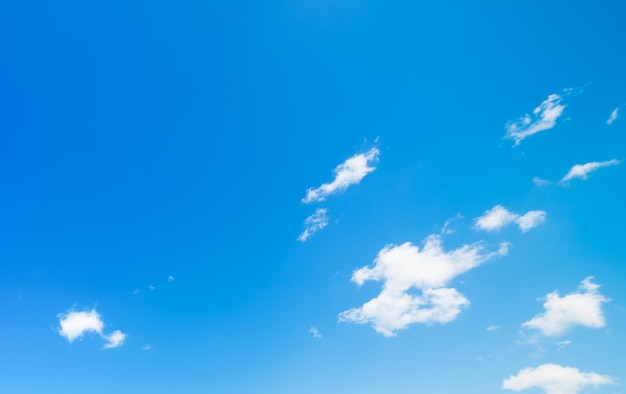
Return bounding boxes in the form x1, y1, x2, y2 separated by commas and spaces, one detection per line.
560, 159, 620, 183
556, 340, 571, 351
474, 205, 546, 233
606, 107, 619, 125
532, 177, 550, 187
302, 148, 379, 204
503, 363, 613, 394
308, 326, 322, 339
142, 344, 152, 351
441, 213, 463, 235
486, 325, 501, 332
339, 235, 509, 336
522, 277, 609, 337
58, 308, 127, 349
298, 208, 329, 242
168, 275, 175, 282
505, 93, 566, 146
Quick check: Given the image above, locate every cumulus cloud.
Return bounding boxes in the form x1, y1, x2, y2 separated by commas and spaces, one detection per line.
302, 148, 379, 203
505, 93, 566, 145
607, 107, 619, 125
308, 326, 322, 339
57, 308, 127, 349
502, 363, 613, 394
298, 208, 329, 242
474, 205, 546, 233
339, 235, 509, 336
560, 159, 621, 183
522, 277, 609, 337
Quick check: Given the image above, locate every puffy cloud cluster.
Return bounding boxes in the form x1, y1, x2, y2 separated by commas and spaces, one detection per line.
58, 308, 127, 349
503, 363, 613, 394
505, 93, 566, 145
474, 205, 546, 233
339, 235, 509, 336
522, 277, 609, 337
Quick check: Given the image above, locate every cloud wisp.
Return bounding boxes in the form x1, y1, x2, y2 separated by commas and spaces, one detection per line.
308, 326, 322, 339
503, 363, 613, 394
560, 159, 620, 184
58, 308, 127, 349
505, 93, 566, 146
298, 208, 329, 242
522, 277, 609, 337
474, 205, 546, 233
339, 235, 509, 336
302, 148, 379, 204
606, 107, 619, 125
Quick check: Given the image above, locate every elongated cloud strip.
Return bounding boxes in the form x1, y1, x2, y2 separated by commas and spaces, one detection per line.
302, 148, 379, 203
503, 364, 613, 394
561, 159, 620, 183
522, 277, 609, 336
474, 205, 546, 233
606, 107, 619, 125
505, 93, 566, 145
339, 235, 509, 336
298, 208, 329, 242
58, 308, 127, 349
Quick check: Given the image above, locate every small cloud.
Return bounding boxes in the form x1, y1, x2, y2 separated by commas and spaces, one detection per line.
441, 213, 463, 235
505, 93, 567, 146
503, 363, 613, 394
532, 177, 550, 187
142, 344, 152, 351
338, 235, 509, 336
102, 330, 127, 349
607, 107, 619, 125
57, 308, 127, 350
522, 277, 609, 337
302, 148, 379, 204
132, 289, 141, 295
308, 326, 322, 339
486, 325, 501, 332
557, 340, 571, 351
148, 285, 156, 291
474, 205, 546, 233
560, 159, 621, 184
298, 208, 329, 242
168, 275, 175, 282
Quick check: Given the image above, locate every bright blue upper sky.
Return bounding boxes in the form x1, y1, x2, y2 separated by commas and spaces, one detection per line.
1, 1, 625, 393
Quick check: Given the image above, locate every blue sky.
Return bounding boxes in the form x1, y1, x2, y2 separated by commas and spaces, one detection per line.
1, 1, 625, 393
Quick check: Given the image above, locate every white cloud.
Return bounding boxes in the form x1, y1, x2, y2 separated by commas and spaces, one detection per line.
441, 213, 463, 235
607, 107, 619, 125
560, 159, 621, 183
339, 235, 509, 336
168, 275, 175, 282
142, 344, 152, 351
486, 325, 501, 332
557, 340, 571, 351
533, 177, 550, 187
474, 205, 546, 233
522, 277, 609, 337
298, 208, 329, 242
505, 93, 566, 145
148, 285, 156, 290
102, 330, 127, 349
308, 326, 322, 339
58, 308, 127, 350
132, 289, 140, 295
302, 148, 379, 203
503, 363, 614, 394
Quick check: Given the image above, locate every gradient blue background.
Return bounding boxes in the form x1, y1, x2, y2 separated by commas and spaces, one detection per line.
1, 1, 625, 392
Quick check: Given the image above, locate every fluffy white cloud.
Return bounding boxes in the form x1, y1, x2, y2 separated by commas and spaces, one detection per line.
522, 277, 609, 337
561, 159, 621, 183
308, 326, 322, 339
607, 107, 619, 125
505, 93, 566, 145
302, 148, 379, 203
102, 330, 127, 349
298, 208, 329, 242
474, 205, 546, 233
503, 363, 613, 394
58, 308, 127, 349
339, 235, 509, 336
